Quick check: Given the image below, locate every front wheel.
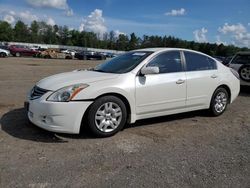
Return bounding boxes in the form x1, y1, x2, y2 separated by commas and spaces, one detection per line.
87, 96, 127, 137
210, 88, 229, 116
0, 52, 6, 57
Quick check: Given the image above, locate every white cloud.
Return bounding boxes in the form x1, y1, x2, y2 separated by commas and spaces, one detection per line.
19, 11, 38, 22
193, 27, 208, 42
216, 35, 227, 45
9, 11, 16, 16
26, 0, 68, 10
3, 14, 15, 24
218, 23, 246, 34
65, 8, 73, 16
218, 23, 250, 47
165, 8, 186, 16
114, 30, 126, 38
248, 23, 250, 26
79, 9, 107, 38
47, 17, 56, 26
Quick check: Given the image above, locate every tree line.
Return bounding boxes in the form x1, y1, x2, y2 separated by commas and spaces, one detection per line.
0, 20, 248, 56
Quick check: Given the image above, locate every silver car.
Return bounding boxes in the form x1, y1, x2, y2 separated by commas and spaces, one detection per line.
229, 51, 250, 86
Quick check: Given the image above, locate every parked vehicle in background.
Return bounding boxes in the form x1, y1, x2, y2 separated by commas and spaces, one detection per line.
36, 49, 73, 59
229, 51, 250, 86
0, 45, 9, 50
26, 48, 240, 137
61, 49, 77, 56
9, 45, 39, 57
222, 56, 233, 66
75, 51, 106, 60
212, 56, 225, 63
100, 52, 116, 58
0, 48, 10, 57
30, 46, 41, 51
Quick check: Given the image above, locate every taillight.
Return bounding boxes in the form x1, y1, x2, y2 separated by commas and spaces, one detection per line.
230, 68, 240, 80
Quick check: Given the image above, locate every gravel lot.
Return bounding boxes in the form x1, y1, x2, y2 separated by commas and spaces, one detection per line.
0, 57, 250, 188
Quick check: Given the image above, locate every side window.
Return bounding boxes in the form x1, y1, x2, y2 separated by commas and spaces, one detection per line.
184, 52, 217, 71
231, 55, 250, 65
147, 51, 182, 73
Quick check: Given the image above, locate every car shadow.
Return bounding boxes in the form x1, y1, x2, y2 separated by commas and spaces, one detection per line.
1, 108, 68, 143
240, 86, 250, 96
0, 108, 97, 142
127, 110, 208, 129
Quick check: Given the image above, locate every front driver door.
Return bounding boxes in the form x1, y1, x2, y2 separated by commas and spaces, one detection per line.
135, 51, 186, 116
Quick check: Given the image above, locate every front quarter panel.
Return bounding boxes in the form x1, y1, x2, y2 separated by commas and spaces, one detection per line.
72, 73, 137, 123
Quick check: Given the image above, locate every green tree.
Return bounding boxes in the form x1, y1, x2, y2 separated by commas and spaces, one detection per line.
128, 33, 138, 50
0, 21, 13, 41
30, 21, 39, 43
116, 34, 129, 51
14, 20, 29, 42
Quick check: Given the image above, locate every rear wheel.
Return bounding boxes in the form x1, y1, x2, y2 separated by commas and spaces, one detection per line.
87, 96, 127, 137
15, 52, 20, 57
239, 65, 250, 82
210, 88, 229, 116
65, 55, 72, 59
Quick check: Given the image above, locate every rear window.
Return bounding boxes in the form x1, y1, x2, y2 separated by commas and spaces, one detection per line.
231, 54, 250, 65
184, 51, 217, 71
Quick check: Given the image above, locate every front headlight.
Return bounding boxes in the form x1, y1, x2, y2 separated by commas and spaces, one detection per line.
47, 84, 89, 102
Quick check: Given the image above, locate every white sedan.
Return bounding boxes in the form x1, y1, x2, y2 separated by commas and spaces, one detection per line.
26, 48, 240, 137
0, 48, 10, 57
61, 49, 77, 56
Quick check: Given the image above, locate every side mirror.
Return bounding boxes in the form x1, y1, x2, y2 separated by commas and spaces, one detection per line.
140, 66, 159, 75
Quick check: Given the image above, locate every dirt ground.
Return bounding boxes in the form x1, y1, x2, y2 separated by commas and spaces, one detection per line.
0, 57, 250, 188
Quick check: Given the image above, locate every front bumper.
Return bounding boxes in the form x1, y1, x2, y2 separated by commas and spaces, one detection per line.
26, 93, 93, 134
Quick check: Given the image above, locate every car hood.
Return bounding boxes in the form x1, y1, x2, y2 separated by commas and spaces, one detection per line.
36, 70, 119, 91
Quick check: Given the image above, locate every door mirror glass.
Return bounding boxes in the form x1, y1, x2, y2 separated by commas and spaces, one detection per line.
141, 66, 159, 75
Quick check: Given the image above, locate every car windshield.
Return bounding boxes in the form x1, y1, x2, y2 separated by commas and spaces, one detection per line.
93, 51, 152, 73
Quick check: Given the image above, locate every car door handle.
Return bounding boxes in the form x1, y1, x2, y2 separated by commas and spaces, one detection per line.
211, 74, 218, 79
176, 79, 185, 84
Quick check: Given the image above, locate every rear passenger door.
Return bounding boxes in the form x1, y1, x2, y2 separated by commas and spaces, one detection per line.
183, 51, 219, 108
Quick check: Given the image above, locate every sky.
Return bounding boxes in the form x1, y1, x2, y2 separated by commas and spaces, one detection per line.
0, 0, 249, 47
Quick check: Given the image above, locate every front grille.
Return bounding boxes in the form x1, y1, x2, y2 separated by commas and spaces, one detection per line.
30, 86, 49, 100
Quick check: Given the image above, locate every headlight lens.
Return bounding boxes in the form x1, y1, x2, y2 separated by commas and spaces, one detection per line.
47, 84, 89, 102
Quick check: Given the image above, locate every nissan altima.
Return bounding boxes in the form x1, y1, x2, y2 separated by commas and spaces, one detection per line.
25, 48, 240, 137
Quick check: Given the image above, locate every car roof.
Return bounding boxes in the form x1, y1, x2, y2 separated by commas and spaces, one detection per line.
134, 47, 204, 54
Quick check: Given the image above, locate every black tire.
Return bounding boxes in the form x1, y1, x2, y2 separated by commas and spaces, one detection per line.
83, 55, 87, 60
0, 52, 5, 57
238, 65, 250, 82
15, 52, 21, 57
65, 55, 72, 59
87, 96, 127, 137
44, 55, 51, 59
210, 87, 229, 116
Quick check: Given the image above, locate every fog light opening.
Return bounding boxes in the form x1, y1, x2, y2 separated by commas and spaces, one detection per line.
41, 116, 53, 124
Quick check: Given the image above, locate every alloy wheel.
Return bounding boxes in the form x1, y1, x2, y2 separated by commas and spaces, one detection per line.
95, 102, 122, 133
240, 67, 250, 81
214, 91, 228, 113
